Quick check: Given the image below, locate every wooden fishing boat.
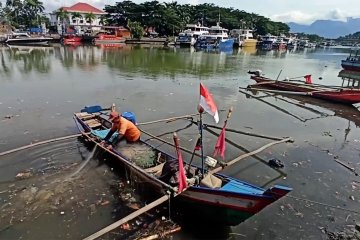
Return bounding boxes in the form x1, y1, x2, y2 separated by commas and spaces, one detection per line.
249, 72, 360, 105
74, 106, 291, 226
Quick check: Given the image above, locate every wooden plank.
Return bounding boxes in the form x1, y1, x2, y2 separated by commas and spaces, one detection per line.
83, 195, 170, 240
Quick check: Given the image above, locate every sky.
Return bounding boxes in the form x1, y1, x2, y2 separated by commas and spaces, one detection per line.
2, 0, 360, 25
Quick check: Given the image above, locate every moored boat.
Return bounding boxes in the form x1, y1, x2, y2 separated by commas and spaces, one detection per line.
248, 71, 360, 105
230, 29, 257, 48
73, 105, 291, 226
195, 22, 234, 49
175, 24, 209, 46
93, 33, 125, 44
61, 34, 82, 44
5, 32, 53, 45
341, 48, 360, 71
259, 34, 277, 50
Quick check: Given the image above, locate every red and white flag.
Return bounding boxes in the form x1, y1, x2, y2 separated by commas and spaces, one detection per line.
199, 83, 219, 123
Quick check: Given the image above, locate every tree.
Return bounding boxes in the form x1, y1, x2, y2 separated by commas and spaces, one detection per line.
84, 12, 96, 27
128, 20, 144, 39
102, 1, 291, 37
55, 8, 69, 34
71, 12, 82, 25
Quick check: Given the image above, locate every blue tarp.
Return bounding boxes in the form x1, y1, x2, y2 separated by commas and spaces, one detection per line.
91, 129, 118, 143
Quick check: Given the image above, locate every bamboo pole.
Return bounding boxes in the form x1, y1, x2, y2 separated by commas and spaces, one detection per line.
139, 129, 201, 158
201, 126, 287, 176
239, 88, 307, 122
0, 134, 82, 157
208, 137, 292, 175
241, 86, 310, 95
83, 195, 170, 240
204, 124, 286, 141
137, 113, 199, 126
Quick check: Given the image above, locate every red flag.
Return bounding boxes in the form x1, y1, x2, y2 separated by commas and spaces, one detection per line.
304, 75, 312, 84
214, 125, 226, 159
174, 136, 188, 193
199, 83, 219, 123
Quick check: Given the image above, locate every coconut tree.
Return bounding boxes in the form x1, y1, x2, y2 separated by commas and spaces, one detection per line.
55, 8, 69, 35
84, 12, 96, 27
71, 12, 82, 25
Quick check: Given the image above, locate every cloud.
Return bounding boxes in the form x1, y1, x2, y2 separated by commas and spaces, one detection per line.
271, 11, 319, 25
186, 0, 200, 5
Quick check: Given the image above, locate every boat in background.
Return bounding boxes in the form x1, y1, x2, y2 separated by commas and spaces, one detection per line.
259, 34, 277, 50
5, 32, 53, 45
93, 26, 128, 44
195, 22, 234, 49
61, 34, 83, 45
248, 71, 360, 105
230, 29, 257, 48
341, 48, 360, 71
74, 106, 291, 226
175, 24, 209, 46
93, 33, 125, 44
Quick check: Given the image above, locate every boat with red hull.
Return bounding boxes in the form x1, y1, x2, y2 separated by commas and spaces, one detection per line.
74, 106, 291, 226
249, 73, 360, 105
61, 34, 82, 44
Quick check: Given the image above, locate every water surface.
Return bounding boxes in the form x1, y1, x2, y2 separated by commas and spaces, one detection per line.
0, 44, 359, 239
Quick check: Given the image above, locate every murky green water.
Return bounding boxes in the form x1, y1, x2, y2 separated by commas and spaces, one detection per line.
0, 44, 359, 239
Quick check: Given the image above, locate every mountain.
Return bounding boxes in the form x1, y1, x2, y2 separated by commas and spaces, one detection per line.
288, 17, 360, 38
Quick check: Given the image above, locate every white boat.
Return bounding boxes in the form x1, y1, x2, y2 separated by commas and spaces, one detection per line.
259, 34, 277, 50
196, 22, 234, 49
5, 32, 53, 45
230, 29, 257, 48
175, 24, 209, 46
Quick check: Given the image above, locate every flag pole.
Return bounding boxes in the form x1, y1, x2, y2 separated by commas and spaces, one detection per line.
199, 112, 205, 177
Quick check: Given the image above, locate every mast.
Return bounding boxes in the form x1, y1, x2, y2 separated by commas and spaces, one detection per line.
197, 106, 205, 177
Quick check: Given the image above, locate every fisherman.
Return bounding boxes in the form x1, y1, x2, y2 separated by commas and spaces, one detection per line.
101, 111, 141, 150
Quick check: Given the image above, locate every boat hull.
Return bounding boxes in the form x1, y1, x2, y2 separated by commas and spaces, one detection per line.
5, 38, 52, 45
242, 39, 257, 47
178, 180, 290, 225
341, 60, 360, 71
250, 75, 360, 104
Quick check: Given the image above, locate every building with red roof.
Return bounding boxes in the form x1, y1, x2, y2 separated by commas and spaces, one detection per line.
50, 2, 107, 34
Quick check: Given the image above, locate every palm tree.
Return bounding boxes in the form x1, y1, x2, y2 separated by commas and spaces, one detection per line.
71, 12, 82, 25
84, 12, 96, 28
55, 8, 69, 35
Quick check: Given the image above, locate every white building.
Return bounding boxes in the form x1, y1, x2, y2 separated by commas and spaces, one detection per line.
49, 2, 106, 34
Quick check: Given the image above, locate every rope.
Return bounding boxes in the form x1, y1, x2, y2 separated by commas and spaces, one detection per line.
283, 194, 360, 215
0, 134, 82, 157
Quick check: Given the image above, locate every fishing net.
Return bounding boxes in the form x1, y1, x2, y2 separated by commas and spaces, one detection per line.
118, 144, 157, 168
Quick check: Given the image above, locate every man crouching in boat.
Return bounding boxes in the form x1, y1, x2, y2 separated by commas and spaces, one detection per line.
100, 111, 141, 150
